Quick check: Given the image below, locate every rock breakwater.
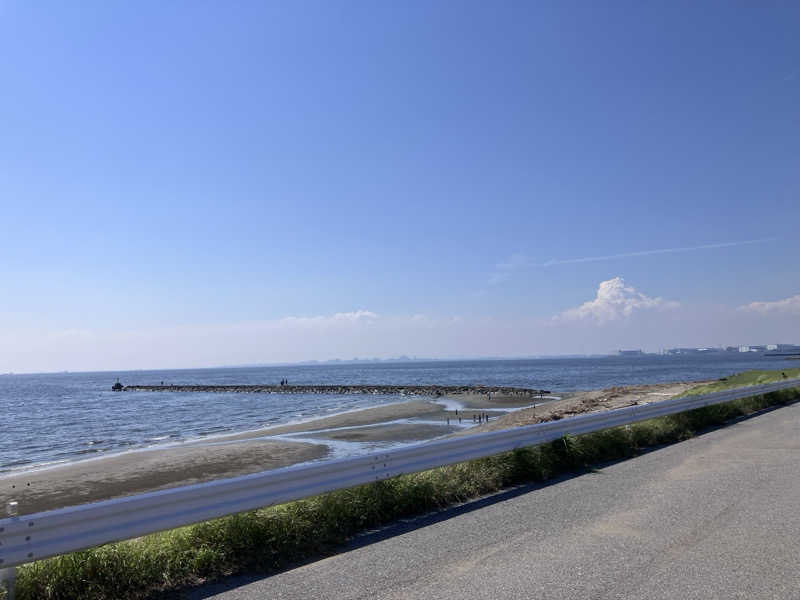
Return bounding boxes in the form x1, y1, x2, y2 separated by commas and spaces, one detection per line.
122, 384, 550, 397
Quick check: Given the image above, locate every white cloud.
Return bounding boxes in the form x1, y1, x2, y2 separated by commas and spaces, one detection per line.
6, 288, 800, 374
277, 310, 378, 328
738, 294, 800, 315
557, 277, 678, 323
332, 310, 378, 321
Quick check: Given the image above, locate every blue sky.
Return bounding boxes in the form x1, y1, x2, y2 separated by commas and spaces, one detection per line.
1, 1, 799, 371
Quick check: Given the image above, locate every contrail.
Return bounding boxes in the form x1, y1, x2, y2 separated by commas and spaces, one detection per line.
536, 238, 777, 267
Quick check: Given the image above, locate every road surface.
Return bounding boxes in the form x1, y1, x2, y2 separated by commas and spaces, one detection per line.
187, 402, 800, 599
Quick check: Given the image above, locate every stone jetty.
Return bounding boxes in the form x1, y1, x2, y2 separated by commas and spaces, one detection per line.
122, 384, 550, 397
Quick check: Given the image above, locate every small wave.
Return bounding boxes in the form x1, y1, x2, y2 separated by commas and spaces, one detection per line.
72, 448, 102, 456
2, 458, 39, 468
0, 458, 69, 476
14, 443, 48, 451
197, 426, 229, 435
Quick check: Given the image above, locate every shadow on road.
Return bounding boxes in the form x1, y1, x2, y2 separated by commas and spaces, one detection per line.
170, 467, 602, 600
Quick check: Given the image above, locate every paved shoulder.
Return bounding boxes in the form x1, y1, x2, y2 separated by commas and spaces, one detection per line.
191, 404, 800, 600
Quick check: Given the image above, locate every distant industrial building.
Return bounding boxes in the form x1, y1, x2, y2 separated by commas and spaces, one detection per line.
660, 343, 800, 356
665, 347, 724, 355
617, 349, 645, 356
765, 344, 800, 356
776, 343, 800, 351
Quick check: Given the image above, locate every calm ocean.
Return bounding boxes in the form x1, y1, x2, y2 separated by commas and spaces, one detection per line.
0, 354, 789, 474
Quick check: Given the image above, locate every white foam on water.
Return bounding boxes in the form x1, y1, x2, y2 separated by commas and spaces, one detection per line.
431, 397, 465, 411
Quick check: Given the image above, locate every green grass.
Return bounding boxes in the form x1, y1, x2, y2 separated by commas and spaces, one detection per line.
5, 369, 800, 600
678, 366, 800, 396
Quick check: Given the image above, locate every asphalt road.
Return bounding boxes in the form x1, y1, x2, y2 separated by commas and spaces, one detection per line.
188, 403, 800, 600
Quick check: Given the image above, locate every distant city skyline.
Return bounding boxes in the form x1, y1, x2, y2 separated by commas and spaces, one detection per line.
1, 2, 799, 373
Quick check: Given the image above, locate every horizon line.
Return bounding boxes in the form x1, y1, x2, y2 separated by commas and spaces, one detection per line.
4, 346, 791, 376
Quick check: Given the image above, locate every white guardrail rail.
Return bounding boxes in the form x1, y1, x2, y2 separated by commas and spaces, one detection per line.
1, 378, 799, 595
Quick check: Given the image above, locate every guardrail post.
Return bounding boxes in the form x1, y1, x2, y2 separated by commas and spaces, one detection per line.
0, 566, 15, 600
0, 501, 17, 600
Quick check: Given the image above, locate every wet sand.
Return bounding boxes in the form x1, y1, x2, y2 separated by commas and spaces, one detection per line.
0, 440, 327, 516
198, 397, 517, 445
215, 400, 448, 440
456, 393, 543, 409
294, 423, 460, 443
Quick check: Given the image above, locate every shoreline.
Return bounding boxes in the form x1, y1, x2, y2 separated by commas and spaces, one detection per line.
0, 382, 700, 515
0, 395, 514, 514
0, 398, 440, 478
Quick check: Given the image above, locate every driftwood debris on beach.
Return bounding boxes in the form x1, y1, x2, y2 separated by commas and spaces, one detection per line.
122, 384, 551, 396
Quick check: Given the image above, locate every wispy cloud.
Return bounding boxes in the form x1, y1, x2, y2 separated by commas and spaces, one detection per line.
738, 294, 800, 315
490, 238, 776, 283
537, 238, 776, 267
280, 310, 378, 326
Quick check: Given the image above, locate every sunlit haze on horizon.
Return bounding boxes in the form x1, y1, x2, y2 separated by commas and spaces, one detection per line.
1, 1, 799, 373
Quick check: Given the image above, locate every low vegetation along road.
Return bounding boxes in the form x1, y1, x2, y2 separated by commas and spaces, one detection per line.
189, 401, 800, 599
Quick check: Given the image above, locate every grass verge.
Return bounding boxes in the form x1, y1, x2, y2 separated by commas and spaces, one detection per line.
6, 369, 800, 600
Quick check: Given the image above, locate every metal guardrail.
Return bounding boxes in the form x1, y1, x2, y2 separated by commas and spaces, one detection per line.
1, 377, 798, 596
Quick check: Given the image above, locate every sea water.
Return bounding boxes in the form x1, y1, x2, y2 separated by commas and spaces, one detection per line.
0, 354, 788, 474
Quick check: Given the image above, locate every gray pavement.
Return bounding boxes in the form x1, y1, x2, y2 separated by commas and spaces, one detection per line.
187, 403, 800, 599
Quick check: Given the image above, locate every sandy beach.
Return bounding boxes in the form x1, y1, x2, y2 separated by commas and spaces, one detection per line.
0, 439, 328, 516
0, 383, 702, 515
461, 381, 706, 434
